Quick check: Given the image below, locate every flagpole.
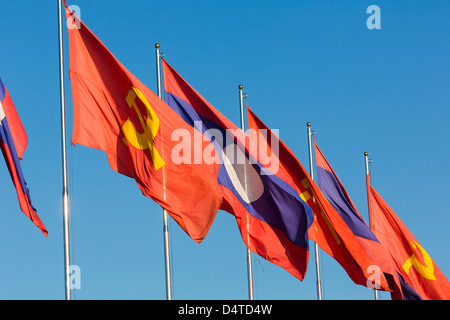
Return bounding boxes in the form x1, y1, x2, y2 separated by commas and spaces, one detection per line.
239, 84, 254, 300
155, 43, 173, 300
58, 0, 72, 301
364, 151, 379, 300
307, 122, 323, 300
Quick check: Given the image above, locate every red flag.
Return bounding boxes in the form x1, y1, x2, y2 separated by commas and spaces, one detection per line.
65, 6, 222, 242
367, 174, 450, 299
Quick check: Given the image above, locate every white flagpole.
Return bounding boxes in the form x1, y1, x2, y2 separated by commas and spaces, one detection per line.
239, 85, 254, 300
364, 151, 378, 300
57, 0, 72, 300
155, 43, 173, 300
306, 122, 323, 300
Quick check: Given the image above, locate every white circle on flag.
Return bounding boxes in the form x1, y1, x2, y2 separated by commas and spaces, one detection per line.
222, 144, 264, 204
0, 100, 5, 121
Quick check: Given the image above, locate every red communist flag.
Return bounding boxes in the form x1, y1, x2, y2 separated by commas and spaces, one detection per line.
367, 174, 450, 300
65, 6, 222, 242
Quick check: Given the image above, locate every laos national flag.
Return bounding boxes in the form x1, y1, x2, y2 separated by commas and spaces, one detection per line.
0, 77, 47, 236
314, 140, 405, 298
162, 59, 314, 281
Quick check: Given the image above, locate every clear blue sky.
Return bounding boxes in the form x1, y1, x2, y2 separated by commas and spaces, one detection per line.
0, 0, 449, 300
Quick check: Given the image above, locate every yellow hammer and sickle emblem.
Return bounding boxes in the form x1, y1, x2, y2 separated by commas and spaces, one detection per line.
299, 178, 341, 245
121, 87, 165, 171
402, 240, 436, 280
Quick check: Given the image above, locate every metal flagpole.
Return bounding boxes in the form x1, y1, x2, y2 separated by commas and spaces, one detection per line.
239, 85, 254, 300
306, 122, 323, 300
155, 43, 173, 300
364, 151, 378, 300
58, 0, 72, 301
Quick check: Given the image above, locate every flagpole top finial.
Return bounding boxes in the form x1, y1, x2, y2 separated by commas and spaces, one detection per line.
239, 85, 243, 90
307, 122, 311, 127
155, 43, 160, 49
364, 152, 368, 156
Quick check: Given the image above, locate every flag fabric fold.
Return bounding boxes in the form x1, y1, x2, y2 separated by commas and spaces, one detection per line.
162, 59, 314, 281
0, 77, 47, 236
65, 6, 222, 242
367, 174, 450, 300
